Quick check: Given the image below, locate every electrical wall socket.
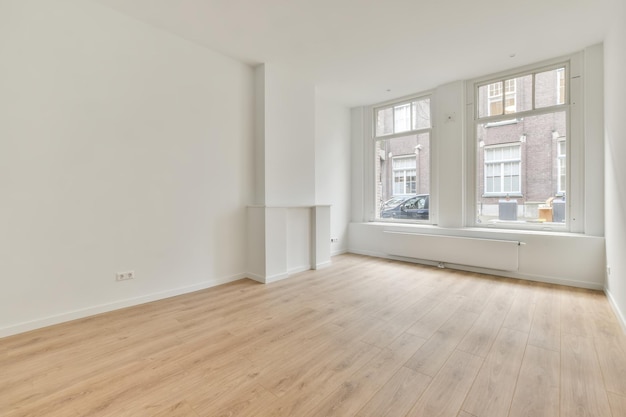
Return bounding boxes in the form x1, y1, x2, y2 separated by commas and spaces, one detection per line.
116, 271, 135, 281
330, 237, 339, 243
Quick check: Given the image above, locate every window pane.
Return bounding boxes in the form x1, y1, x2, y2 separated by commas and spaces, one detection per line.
376, 107, 393, 137
375, 132, 430, 220
394, 104, 411, 133
535, 68, 565, 108
557, 68, 566, 105
479, 82, 504, 117
479, 75, 532, 119
413, 98, 431, 130
476, 111, 567, 225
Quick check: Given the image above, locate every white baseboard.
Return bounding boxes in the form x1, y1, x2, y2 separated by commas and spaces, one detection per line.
264, 272, 289, 284
605, 288, 626, 334
288, 265, 312, 275
0, 273, 246, 339
313, 260, 332, 270
246, 272, 266, 284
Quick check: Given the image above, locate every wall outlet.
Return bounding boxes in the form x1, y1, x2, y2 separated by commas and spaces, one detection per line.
330, 237, 339, 243
116, 271, 135, 281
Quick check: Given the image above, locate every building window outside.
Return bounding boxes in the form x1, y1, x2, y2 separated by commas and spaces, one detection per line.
484, 144, 521, 195
487, 79, 517, 116
374, 95, 431, 221
392, 156, 417, 195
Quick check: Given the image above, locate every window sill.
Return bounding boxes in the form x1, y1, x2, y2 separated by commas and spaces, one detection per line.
361, 221, 586, 238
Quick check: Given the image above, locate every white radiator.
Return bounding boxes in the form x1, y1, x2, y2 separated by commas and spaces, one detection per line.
383, 231, 520, 271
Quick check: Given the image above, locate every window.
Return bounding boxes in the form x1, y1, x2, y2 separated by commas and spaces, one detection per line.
484, 144, 521, 195
374, 96, 431, 221
487, 79, 517, 115
375, 97, 431, 137
474, 64, 568, 229
392, 156, 416, 195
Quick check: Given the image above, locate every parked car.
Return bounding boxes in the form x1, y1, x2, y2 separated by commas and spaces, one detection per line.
380, 195, 414, 212
380, 194, 429, 220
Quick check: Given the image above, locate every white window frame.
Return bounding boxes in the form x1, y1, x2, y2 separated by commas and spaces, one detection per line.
466, 54, 583, 232
370, 92, 435, 224
374, 97, 431, 139
483, 144, 522, 196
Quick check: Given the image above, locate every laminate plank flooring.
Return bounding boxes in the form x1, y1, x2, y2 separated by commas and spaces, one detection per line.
2, 253, 625, 417
508, 345, 559, 417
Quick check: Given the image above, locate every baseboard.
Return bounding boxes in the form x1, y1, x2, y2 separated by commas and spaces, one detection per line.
313, 260, 332, 270
331, 248, 348, 257
246, 272, 266, 284
0, 273, 246, 339
288, 265, 312, 275
264, 272, 289, 284
348, 249, 605, 291
605, 288, 626, 334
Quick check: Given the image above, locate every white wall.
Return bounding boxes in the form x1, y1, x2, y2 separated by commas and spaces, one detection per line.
604, 0, 626, 328
349, 46, 607, 291
248, 64, 322, 282
315, 96, 352, 255
0, 0, 255, 336
434, 81, 465, 228
263, 64, 316, 206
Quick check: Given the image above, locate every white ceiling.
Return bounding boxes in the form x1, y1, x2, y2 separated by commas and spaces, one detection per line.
93, 0, 613, 106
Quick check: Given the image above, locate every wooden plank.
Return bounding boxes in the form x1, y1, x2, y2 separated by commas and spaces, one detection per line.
405, 293, 465, 339
593, 333, 626, 396
405, 309, 479, 376
561, 333, 612, 417
608, 392, 626, 417
462, 328, 528, 417
560, 288, 593, 336
405, 350, 483, 417
528, 286, 561, 352
355, 367, 431, 417
502, 283, 536, 333
256, 342, 382, 417
303, 333, 426, 417
457, 282, 516, 357
508, 345, 559, 417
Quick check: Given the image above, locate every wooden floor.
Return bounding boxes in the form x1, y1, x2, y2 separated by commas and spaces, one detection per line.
2, 254, 626, 417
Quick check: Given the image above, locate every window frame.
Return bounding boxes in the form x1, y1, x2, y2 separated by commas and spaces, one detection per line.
374, 96, 432, 140
371, 92, 435, 224
466, 56, 583, 232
